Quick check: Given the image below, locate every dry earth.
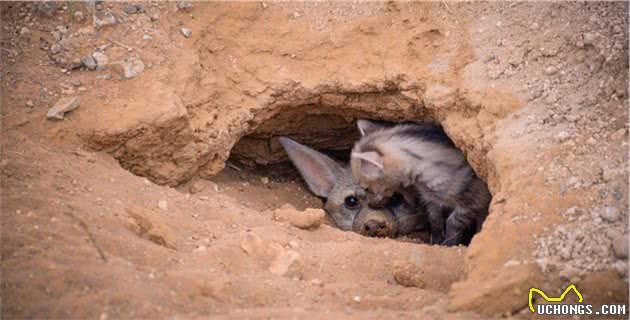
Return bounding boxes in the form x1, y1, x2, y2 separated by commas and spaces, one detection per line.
1, 1, 628, 319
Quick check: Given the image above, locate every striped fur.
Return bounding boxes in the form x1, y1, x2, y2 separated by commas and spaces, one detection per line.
351, 121, 491, 246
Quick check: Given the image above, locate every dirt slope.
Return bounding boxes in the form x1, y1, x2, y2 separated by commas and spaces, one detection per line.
1, 1, 628, 318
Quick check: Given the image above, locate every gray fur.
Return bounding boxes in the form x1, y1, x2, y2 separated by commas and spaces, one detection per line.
279, 137, 428, 238
350, 120, 491, 246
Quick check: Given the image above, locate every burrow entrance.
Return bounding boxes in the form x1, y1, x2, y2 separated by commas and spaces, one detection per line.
223, 98, 492, 246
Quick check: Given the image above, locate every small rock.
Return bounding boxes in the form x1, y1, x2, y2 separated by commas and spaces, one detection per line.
586, 137, 597, 145
91, 51, 108, 70
530, 22, 539, 30
612, 235, 628, 259
19, 27, 30, 36
199, 196, 209, 201
46, 96, 81, 120
189, 181, 205, 194
157, 200, 167, 210
544, 66, 558, 75
612, 260, 628, 278
36, 2, 57, 17
310, 278, 323, 286
81, 55, 97, 70
74, 11, 84, 22
142, 34, 153, 41
25, 100, 34, 108
93, 10, 117, 28
181, 28, 192, 38
353, 295, 361, 303
600, 205, 620, 223
556, 131, 570, 142
50, 43, 61, 54
123, 4, 143, 14
393, 259, 426, 288
503, 260, 521, 267
273, 207, 325, 230
177, 1, 193, 11
70, 79, 82, 87
293, 11, 300, 18
150, 14, 159, 21
240, 232, 303, 276
288, 240, 299, 249
583, 32, 596, 46
111, 57, 145, 79
261, 177, 269, 185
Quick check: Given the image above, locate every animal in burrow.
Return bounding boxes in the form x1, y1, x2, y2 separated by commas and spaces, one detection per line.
278, 137, 429, 239
350, 120, 491, 246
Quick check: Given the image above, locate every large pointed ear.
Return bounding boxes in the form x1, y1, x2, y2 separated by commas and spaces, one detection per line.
351, 151, 384, 179
357, 119, 388, 136
278, 137, 343, 198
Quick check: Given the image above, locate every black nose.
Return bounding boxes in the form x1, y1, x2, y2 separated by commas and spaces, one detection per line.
364, 220, 386, 235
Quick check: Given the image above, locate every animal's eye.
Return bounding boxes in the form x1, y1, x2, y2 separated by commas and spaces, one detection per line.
344, 196, 359, 209
387, 192, 405, 207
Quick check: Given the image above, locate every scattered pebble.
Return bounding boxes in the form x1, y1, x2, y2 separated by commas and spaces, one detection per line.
19, 27, 30, 36
310, 278, 323, 286
25, 100, 34, 108
612, 260, 628, 278
157, 200, 167, 210
181, 28, 192, 38
46, 96, 81, 120
600, 205, 620, 223
93, 10, 117, 28
177, 1, 193, 11
612, 235, 628, 259
50, 43, 61, 54
123, 4, 144, 15
556, 131, 570, 143
273, 207, 325, 230
74, 11, 84, 22
92, 51, 108, 70
111, 57, 145, 79
189, 181, 205, 194
81, 55, 97, 70
544, 66, 558, 75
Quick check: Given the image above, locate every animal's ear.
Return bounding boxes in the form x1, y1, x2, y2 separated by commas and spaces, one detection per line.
278, 137, 343, 198
351, 151, 384, 178
357, 119, 388, 136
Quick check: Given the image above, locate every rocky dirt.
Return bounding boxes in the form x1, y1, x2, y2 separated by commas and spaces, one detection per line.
1, 1, 628, 318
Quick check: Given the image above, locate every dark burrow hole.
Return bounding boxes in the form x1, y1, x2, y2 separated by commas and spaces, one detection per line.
226, 107, 491, 246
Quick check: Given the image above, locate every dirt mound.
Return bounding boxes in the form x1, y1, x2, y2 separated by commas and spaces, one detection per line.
1, 1, 628, 318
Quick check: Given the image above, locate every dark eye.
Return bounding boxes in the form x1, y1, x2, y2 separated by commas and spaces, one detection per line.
387, 192, 405, 207
344, 196, 359, 209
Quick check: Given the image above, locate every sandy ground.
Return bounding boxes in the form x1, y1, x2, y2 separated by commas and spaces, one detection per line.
1, 1, 628, 319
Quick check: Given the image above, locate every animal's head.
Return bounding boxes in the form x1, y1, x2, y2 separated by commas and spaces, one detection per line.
350, 119, 399, 207
279, 137, 426, 237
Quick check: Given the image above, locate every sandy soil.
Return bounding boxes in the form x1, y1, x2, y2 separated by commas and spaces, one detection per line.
1, 1, 628, 319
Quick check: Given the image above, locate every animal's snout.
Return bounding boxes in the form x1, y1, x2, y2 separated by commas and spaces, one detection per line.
363, 219, 388, 237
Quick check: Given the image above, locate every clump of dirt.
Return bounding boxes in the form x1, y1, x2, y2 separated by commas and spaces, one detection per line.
1, 1, 628, 318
